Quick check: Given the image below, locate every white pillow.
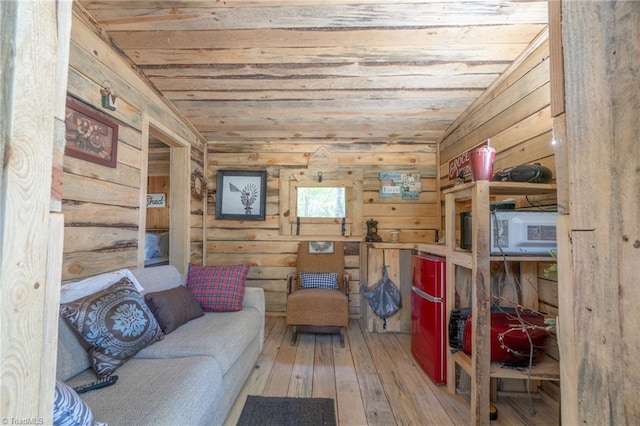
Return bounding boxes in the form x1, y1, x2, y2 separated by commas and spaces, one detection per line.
60, 269, 143, 303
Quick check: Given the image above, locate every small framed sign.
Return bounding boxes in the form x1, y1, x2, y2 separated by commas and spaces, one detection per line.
147, 193, 166, 208
309, 241, 334, 254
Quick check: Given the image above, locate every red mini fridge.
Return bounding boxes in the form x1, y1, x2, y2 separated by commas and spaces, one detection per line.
411, 254, 447, 384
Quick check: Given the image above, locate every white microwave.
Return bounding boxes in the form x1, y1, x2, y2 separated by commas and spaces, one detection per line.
489, 211, 557, 255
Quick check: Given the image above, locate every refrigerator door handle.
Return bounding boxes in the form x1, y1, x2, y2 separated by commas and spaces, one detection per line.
411, 286, 443, 303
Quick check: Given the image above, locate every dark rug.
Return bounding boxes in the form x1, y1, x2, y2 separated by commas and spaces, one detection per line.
237, 395, 337, 426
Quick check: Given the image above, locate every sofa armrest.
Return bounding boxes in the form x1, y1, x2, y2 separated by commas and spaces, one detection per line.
243, 287, 265, 350
243, 287, 265, 317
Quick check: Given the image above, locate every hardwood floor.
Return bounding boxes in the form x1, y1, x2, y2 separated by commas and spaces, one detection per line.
224, 317, 559, 425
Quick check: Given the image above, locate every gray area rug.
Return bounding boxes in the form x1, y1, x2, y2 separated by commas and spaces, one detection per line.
237, 395, 337, 426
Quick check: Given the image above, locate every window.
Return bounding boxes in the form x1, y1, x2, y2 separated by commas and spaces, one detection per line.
279, 168, 363, 237
296, 187, 345, 218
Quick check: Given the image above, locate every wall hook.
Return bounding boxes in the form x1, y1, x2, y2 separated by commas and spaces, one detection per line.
100, 80, 117, 111
318, 171, 323, 182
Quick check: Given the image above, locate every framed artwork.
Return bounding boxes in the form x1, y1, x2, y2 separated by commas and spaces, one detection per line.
215, 170, 267, 220
65, 98, 119, 168
308, 241, 334, 254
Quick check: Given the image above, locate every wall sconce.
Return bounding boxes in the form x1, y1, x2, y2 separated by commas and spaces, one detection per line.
100, 81, 117, 111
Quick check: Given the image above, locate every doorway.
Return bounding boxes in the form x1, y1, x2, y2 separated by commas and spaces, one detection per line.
140, 119, 190, 274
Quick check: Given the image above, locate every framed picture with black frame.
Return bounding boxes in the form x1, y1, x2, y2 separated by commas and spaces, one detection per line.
215, 170, 267, 221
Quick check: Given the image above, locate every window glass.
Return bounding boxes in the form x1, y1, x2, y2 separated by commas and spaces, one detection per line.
297, 187, 345, 218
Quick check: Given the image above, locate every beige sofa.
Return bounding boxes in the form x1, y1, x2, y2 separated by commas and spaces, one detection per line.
56, 265, 265, 426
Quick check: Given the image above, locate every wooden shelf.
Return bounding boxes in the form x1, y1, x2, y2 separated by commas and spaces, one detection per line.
444, 180, 558, 425
443, 181, 557, 197
452, 352, 560, 381
451, 250, 555, 264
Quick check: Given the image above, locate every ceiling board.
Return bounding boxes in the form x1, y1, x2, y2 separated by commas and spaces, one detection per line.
79, 0, 548, 146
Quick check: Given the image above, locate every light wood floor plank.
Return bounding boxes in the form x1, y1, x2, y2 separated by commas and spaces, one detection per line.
347, 319, 397, 425
394, 332, 469, 424
332, 331, 369, 425
226, 316, 559, 425
262, 320, 297, 396
312, 334, 337, 400
288, 333, 315, 397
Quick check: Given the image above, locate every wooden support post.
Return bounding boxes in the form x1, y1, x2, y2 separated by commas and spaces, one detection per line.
470, 181, 491, 426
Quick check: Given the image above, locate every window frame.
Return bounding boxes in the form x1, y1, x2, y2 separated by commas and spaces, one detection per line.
279, 168, 363, 237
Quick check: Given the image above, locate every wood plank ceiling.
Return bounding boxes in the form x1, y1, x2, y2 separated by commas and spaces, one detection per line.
79, 0, 548, 145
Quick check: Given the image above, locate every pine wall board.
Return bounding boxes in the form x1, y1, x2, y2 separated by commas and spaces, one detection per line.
62, 5, 206, 282
206, 142, 439, 314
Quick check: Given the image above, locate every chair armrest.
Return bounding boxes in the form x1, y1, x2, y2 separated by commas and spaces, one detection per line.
287, 273, 298, 295
342, 273, 350, 297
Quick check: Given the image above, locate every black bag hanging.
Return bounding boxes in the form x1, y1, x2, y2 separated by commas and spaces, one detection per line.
361, 252, 402, 328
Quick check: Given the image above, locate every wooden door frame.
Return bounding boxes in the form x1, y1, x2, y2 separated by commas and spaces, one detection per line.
139, 116, 191, 275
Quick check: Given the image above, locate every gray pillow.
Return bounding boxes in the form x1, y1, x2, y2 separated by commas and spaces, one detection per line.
60, 277, 164, 378
144, 285, 204, 334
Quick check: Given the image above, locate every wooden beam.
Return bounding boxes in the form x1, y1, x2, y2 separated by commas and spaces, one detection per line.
561, 1, 640, 424
0, 2, 70, 422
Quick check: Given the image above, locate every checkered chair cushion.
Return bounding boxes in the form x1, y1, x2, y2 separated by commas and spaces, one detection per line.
299, 272, 339, 290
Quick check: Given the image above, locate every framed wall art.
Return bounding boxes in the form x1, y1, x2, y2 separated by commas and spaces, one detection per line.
65, 98, 119, 168
215, 170, 267, 220
308, 241, 334, 254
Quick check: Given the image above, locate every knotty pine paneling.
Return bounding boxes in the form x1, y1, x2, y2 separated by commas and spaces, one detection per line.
62, 7, 206, 282
207, 142, 439, 315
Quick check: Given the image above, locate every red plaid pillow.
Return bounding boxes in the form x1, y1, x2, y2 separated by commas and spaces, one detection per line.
186, 263, 250, 312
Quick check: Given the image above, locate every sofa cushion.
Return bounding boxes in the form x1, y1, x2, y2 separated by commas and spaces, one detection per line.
60, 277, 164, 378
144, 285, 204, 334
135, 308, 262, 374
300, 272, 339, 290
53, 381, 106, 426
64, 356, 223, 426
57, 319, 91, 382
132, 265, 185, 295
186, 263, 250, 312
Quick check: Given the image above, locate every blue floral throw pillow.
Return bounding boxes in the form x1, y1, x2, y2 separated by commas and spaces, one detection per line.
60, 277, 164, 378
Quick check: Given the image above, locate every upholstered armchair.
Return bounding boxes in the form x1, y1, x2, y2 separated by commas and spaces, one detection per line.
286, 241, 350, 347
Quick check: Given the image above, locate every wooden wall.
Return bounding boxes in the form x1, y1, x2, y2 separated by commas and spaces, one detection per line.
438, 29, 555, 192
557, 2, 639, 424
437, 29, 560, 401
206, 143, 440, 315
62, 4, 206, 282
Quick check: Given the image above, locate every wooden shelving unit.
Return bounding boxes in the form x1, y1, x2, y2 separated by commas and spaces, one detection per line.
443, 181, 559, 425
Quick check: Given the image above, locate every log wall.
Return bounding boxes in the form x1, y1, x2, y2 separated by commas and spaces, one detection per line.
206, 144, 440, 315
62, 4, 206, 282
